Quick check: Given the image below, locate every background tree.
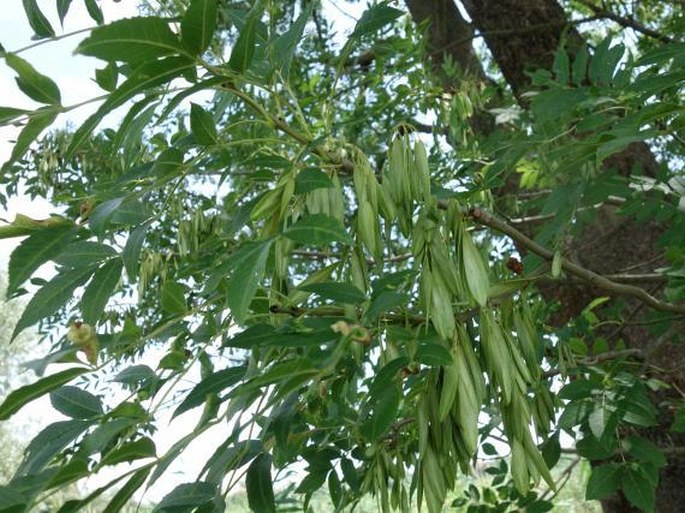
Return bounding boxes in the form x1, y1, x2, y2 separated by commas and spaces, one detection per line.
0, 1, 683, 512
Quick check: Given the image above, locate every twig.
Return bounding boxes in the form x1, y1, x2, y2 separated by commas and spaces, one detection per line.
464, 206, 685, 314
543, 348, 645, 378
576, 0, 674, 43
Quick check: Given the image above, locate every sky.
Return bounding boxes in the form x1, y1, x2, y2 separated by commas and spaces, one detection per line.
0, 0, 366, 505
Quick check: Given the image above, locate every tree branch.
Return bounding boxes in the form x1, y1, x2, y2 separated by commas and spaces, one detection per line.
576, 0, 674, 43
464, 206, 685, 314
543, 348, 645, 378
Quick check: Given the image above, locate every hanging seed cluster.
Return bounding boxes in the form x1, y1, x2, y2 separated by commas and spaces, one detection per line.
346, 134, 555, 513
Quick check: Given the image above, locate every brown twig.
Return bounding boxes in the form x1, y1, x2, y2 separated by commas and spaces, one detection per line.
464, 206, 685, 314
576, 0, 674, 43
543, 348, 645, 378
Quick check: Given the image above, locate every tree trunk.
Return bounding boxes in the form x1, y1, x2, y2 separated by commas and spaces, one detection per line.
405, 1, 685, 511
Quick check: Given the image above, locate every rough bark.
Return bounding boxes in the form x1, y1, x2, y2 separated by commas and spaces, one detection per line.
405, 1, 685, 511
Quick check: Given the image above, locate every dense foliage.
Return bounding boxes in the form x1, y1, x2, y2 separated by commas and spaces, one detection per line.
0, 1, 683, 512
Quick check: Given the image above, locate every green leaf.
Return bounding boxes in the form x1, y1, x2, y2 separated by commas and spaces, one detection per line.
113, 365, 156, 385
246, 454, 275, 513
173, 366, 246, 418
22, 0, 55, 38
587, 464, 622, 501
2, 110, 58, 172
151, 147, 185, 177
270, 3, 312, 76
5, 53, 61, 104
297, 281, 365, 304
84, 0, 104, 24
369, 357, 409, 396
181, 0, 217, 55
190, 103, 218, 146
153, 482, 218, 512
226, 239, 273, 323
57, 0, 74, 25
622, 467, 655, 513
95, 62, 118, 92
101, 437, 156, 466
12, 266, 95, 341
17, 420, 91, 475
161, 281, 188, 315
81, 259, 123, 324
364, 290, 407, 322
623, 436, 666, 468
102, 467, 151, 513
295, 168, 333, 194
229, 11, 258, 72
350, 4, 403, 39
553, 47, 569, 84
122, 223, 149, 280
202, 439, 262, 485
328, 469, 342, 509
361, 385, 400, 439
0, 106, 29, 124
88, 197, 124, 235
50, 386, 103, 419
672, 408, 685, 432
572, 43, 588, 85
7, 224, 75, 296
0, 368, 88, 421
67, 56, 194, 158
284, 214, 353, 246
76, 17, 183, 63
415, 341, 453, 366
54, 241, 117, 268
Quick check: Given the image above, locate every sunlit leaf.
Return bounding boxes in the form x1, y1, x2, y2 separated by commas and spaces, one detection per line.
76, 17, 184, 63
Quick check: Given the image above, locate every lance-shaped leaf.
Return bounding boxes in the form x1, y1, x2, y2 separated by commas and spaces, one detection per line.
173, 366, 246, 418
246, 454, 275, 513
101, 437, 156, 466
57, 0, 74, 25
190, 103, 217, 146
7, 224, 75, 297
361, 385, 401, 439
54, 241, 118, 268
5, 53, 61, 105
0, 368, 88, 421
84, 0, 104, 25
102, 467, 151, 513
181, 0, 217, 55
67, 56, 194, 158
349, 4, 403, 39
50, 386, 103, 419
22, 0, 55, 38
283, 214, 353, 246
270, 3, 312, 76
0, 106, 30, 124
225, 239, 274, 323
16, 420, 92, 476
81, 259, 123, 324
2, 110, 58, 172
12, 266, 95, 341
228, 11, 258, 72
153, 482, 218, 512
76, 17, 184, 63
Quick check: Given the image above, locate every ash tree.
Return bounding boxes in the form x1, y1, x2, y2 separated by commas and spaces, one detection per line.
0, 0, 684, 512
